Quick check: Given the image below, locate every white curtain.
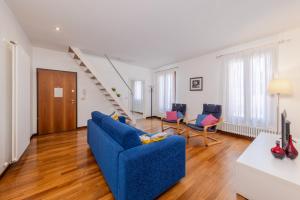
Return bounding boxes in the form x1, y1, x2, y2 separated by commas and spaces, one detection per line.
156, 70, 176, 114
222, 46, 277, 129
132, 80, 144, 113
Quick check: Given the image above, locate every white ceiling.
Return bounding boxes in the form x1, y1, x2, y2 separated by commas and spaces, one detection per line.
5, 0, 300, 68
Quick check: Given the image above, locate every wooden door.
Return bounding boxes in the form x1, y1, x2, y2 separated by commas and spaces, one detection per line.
37, 69, 77, 134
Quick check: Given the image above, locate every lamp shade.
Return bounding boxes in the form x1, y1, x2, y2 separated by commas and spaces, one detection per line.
268, 79, 292, 95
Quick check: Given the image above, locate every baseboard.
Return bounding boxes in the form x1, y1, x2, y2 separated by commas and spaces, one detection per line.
218, 130, 254, 141
0, 163, 11, 178
30, 133, 37, 140
77, 126, 87, 130
146, 116, 161, 119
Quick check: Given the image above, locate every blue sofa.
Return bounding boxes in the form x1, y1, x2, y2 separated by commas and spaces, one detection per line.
87, 111, 186, 200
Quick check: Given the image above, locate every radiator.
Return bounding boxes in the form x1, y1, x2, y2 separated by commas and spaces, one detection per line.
220, 122, 278, 138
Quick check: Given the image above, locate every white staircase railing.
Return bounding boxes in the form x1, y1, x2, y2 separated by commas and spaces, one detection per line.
68, 46, 135, 123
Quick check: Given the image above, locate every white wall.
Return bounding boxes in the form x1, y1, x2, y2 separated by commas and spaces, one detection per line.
156, 27, 300, 138
0, 0, 31, 174
31, 47, 153, 133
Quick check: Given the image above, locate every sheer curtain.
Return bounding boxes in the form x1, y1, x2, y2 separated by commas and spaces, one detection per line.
156, 70, 176, 114
222, 46, 277, 129
132, 80, 144, 113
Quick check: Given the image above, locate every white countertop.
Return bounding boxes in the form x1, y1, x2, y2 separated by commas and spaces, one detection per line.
237, 133, 300, 186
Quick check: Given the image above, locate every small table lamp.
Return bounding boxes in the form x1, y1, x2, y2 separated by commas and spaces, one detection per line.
268, 79, 292, 134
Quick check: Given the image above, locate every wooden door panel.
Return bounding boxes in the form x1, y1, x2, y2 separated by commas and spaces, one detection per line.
37, 69, 77, 134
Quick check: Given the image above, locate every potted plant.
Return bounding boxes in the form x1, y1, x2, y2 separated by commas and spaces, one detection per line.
116, 93, 121, 97
112, 87, 116, 92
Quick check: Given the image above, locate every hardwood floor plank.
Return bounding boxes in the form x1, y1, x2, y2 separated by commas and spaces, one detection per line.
0, 119, 250, 200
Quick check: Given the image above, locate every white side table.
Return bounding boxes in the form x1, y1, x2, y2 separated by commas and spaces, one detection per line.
236, 133, 300, 200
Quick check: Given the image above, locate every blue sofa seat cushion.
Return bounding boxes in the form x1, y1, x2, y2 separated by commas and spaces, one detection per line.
102, 117, 142, 149
91, 111, 109, 126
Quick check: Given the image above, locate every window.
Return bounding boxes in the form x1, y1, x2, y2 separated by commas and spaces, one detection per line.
156, 70, 176, 114
133, 80, 142, 101
222, 47, 276, 129
132, 80, 144, 113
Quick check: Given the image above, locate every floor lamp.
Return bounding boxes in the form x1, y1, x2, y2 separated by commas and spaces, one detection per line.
268, 79, 292, 134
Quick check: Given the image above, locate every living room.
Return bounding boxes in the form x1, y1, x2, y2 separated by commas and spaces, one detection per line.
1, 0, 300, 199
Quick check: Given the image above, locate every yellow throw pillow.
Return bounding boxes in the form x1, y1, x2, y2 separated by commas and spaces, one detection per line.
111, 113, 119, 121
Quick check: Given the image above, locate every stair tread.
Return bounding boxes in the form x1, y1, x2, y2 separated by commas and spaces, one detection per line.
68, 47, 74, 53
74, 54, 80, 60
80, 62, 86, 67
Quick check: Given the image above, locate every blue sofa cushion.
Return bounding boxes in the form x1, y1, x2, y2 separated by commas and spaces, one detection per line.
102, 117, 142, 149
91, 111, 109, 126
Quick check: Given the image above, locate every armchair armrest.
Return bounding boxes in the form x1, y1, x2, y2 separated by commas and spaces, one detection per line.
118, 136, 186, 200
186, 118, 197, 123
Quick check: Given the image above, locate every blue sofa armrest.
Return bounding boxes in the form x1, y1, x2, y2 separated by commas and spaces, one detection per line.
118, 135, 186, 200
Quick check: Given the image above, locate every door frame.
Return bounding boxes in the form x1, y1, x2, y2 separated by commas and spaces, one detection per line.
36, 68, 78, 134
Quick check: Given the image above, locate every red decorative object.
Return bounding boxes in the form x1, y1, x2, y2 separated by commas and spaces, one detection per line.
271, 140, 285, 159
285, 135, 298, 159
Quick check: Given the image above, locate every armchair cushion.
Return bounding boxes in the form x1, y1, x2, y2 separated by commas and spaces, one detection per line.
202, 114, 218, 126
177, 111, 184, 119
166, 111, 178, 121
195, 114, 207, 126
187, 123, 216, 132
202, 104, 222, 119
172, 103, 187, 116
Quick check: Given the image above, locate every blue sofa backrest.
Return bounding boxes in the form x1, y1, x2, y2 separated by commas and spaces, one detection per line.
91, 111, 109, 126
101, 117, 142, 149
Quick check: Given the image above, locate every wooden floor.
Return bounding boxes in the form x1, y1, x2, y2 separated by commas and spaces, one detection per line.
0, 119, 250, 200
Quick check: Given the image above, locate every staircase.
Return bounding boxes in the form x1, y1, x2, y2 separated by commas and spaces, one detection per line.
68, 46, 135, 123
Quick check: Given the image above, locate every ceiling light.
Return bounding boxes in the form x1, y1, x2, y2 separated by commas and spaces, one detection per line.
55, 27, 61, 31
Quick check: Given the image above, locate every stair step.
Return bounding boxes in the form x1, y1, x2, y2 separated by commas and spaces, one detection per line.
80, 62, 86, 67
104, 93, 111, 96
112, 104, 119, 106
95, 82, 101, 86
85, 69, 91, 73
108, 99, 115, 102
74, 54, 80, 60
100, 88, 106, 91
68, 47, 74, 53
90, 76, 96, 79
